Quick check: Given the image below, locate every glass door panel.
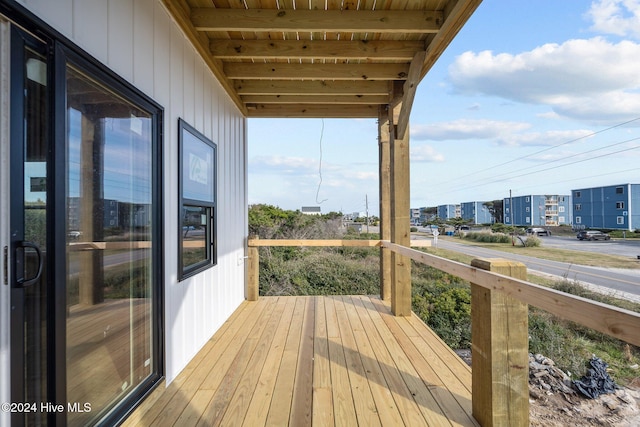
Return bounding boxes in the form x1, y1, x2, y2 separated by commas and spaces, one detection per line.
65, 65, 154, 426
9, 28, 50, 425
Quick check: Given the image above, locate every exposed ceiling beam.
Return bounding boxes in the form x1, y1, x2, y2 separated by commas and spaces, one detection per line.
234, 80, 391, 96
210, 39, 425, 61
246, 103, 379, 118
240, 95, 389, 104
191, 8, 443, 33
224, 63, 410, 80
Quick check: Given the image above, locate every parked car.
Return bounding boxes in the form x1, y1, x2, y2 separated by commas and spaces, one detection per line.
526, 227, 550, 236
576, 230, 610, 241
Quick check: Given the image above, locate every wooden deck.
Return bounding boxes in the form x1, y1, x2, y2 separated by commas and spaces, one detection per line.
124, 296, 478, 427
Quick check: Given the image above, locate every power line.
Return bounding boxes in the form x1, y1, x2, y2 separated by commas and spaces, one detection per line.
469, 135, 640, 186
441, 116, 640, 186
315, 118, 328, 204
424, 124, 640, 200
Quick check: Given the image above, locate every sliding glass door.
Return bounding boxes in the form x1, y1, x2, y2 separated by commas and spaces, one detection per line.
9, 23, 162, 426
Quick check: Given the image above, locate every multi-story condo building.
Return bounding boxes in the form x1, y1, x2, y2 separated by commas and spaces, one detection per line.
437, 204, 460, 221
572, 184, 639, 230
504, 195, 572, 226
460, 201, 493, 224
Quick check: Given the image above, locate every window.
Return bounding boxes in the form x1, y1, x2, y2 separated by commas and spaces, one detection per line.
616, 186, 624, 194
616, 202, 625, 209
559, 216, 565, 223
559, 206, 565, 212
576, 216, 581, 224
575, 191, 581, 198
525, 207, 530, 212
575, 204, 582, 211
526, 216, 530, 223
617, 216, 625, 225
526, 196, 530, 202
179, 119, 216, 279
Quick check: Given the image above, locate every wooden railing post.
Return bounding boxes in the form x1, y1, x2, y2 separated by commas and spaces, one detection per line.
246, 237, 259, 301
470, 258, 529, 427
389, 103, 411, 316
378, 106, 391, 302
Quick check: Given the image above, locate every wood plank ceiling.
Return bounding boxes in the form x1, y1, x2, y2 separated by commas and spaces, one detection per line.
163, 0, 482, 120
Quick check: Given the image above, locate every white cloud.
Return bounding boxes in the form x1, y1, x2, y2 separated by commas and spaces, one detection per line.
448, 37, 640, 122
411, 119, 530, 141
249, 155, 318, 175
411, 145, 445, 162
497, 129, 595, 147
587, 0, 640, 40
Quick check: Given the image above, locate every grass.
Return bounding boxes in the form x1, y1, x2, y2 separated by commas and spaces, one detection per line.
414, 243, 640, 386
527, 279, 640, 384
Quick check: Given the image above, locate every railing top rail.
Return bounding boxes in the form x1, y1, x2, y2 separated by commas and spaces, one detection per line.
248, 238, 383, 247
245, 238, 640, 347
381, 241, 640, 347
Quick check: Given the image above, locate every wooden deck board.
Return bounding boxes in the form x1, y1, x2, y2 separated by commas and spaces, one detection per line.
129, 296, 477, 426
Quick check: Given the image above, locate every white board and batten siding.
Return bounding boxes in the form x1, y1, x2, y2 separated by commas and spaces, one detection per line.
17, 0, 249, 384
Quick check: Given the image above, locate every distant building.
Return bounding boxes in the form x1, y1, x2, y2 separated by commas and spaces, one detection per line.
504, 195, 572, 227
460, 201, 493, 224
301, 206, 321, 215
419, 207, 436, 224
572, 184, 639, 230
343, 211, 365, 221
437, 204, 460, 221
410, 208, 421, 225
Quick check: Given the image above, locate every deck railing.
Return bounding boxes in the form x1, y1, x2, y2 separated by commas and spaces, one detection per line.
246, 238, 640, 426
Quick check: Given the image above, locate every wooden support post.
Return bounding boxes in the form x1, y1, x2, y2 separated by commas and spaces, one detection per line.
246, 238, 259, 301
471, 258, 529, 427
389, 109, 411, 316
378, 106, 391, 301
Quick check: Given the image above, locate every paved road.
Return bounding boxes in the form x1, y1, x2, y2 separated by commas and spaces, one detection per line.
540, 235, 640, 258
425, 237, 640, 301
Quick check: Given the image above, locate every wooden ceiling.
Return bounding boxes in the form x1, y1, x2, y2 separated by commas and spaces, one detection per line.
163, 0, 482, 122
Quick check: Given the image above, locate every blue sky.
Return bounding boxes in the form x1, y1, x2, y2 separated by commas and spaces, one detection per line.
248, 0, 640, 216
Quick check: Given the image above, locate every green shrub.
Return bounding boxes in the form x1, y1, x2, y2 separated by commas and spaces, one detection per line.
412, 266, 471, 349
464, 231, 511, 243
609, 230, 639, 238
524, 236, 541, 247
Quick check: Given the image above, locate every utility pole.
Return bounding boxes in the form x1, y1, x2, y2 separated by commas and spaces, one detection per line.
365, 194, 370, 234
510, 189, 515, 246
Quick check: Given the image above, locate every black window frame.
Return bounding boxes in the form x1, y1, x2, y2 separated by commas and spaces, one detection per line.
1, 3, 165, 425
178, 118, 217, 280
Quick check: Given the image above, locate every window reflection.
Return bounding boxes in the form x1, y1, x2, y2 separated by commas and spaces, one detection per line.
66, 65, 154, 426
181, 205, 210, 271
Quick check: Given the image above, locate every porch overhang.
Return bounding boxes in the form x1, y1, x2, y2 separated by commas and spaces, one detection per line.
163, 0, 482, 136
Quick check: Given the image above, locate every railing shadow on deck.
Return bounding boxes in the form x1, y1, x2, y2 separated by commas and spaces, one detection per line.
247, 238, 640, 426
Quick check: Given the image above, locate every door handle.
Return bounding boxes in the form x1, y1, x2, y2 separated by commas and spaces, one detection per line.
15, 241, 43, 287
